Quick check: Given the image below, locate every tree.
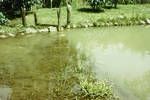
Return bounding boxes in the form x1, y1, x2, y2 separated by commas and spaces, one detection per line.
66, 0, 72, 26
57, 0, 72, 31
112, 0, 118, 8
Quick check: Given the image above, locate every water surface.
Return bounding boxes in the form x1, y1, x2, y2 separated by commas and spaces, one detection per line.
0, 33, 78, 100
66, 26, 150, 100
0, 26, 150, 100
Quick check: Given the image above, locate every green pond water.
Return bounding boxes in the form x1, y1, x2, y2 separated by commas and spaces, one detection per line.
0, 26, 150, 100
66, 26, 150, 100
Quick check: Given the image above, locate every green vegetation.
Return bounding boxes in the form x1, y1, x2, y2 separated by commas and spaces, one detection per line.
0, 12, 8, 25
1, 4, 150, 33
88, 0, 104, 10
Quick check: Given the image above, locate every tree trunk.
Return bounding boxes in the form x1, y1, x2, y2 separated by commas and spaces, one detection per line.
21, 6, 26, 27
34, 12, 38, 25
50, 0, 53, 8
66, 0, 72, 26
57, 5, 61, 31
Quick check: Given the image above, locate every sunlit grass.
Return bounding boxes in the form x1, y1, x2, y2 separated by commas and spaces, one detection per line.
1, 4, 150, 33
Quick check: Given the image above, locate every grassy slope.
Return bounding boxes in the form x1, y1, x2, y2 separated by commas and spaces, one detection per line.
34, 4, 150, 25
1, 4, 150, 33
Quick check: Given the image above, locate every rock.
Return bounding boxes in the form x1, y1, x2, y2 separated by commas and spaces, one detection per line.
139, 20, 146, 25
60, 27, 64, 31
38, 28, 49, 33
0, 30, 5, 34
101, 22, 105, 26
7, 33, 15, 37
71, 24, 77, 28
66, 25, 71, 29
106, 23, 110, 26
88, 23, 94, 27
109, 22, 113, 26
25, 28, 37, 34
81, 24, 88, 28
21, 33, 25, 35
48, 26, 57, 32
114, 22, 118, 26
146, 18, 150, 25
0, 35, 8, 39
118, 15, 124, 19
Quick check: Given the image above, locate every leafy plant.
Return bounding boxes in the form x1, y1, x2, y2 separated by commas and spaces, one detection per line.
0, 12, 8, 25
79, 79, 116, 100
88, 0, 104, 10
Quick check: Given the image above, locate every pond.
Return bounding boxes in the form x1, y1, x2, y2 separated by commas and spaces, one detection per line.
66, 26, 150, 100
0, 32, 79, 99
0, 26, 150, 100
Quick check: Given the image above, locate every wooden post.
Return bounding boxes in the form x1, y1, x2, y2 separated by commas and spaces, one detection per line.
21, 6, 26, 27
34, 12, 38, 25
66, 0, 72, 26
50, 0, 53, 8
57, 6, 61, 31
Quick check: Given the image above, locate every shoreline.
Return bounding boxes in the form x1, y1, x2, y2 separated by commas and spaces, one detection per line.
0, 17, 150, 39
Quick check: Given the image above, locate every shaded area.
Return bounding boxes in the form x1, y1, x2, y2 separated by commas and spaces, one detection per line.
77, 8, 104, 13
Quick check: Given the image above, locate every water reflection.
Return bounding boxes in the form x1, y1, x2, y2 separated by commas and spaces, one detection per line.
0, 33, 78, 100
67, 26, 150, 100
90, 43, 150, 79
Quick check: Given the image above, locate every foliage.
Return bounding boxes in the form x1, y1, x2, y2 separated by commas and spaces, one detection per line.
79, 79, 117, 100
42, 0, 67, 8
0, 0, 40, 16
87, 0, 117, 11
0, 12, 8, 25
88, 0, 104, 10
118, 0, 150, 4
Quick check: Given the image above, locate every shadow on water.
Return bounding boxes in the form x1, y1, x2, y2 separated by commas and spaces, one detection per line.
0, 33, 80, 99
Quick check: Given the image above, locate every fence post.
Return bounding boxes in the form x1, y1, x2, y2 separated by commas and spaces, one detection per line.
34, 12, 38, 25
50, 0, 53, 8
21, 6, 27, 27
66, 0, 72, 26
57, 5, 61, 31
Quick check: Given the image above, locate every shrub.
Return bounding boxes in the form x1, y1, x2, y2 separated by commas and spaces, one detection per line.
88, 0, 104, 10
88, 0, 117, 10
0, 12, 8, 25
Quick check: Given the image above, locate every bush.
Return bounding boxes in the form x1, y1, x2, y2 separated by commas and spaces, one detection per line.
88, 0, 104, 10
0, 12, 8, 25
88, 0, 117, 10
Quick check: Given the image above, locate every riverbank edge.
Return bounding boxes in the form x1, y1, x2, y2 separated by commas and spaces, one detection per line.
0, 17, 150, 39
